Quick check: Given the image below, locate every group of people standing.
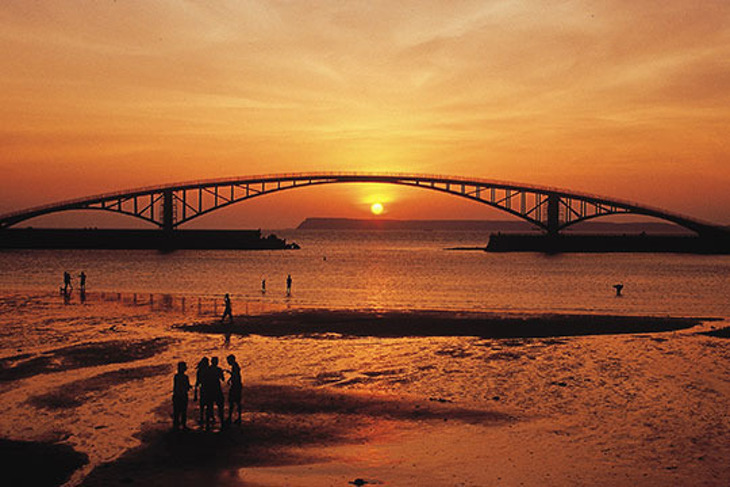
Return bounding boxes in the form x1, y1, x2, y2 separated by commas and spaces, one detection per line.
172, 354, 242, 431
172, 276, 296, 430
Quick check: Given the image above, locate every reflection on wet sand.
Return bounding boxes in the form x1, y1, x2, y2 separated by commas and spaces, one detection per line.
81, 384, 514, 487
59, 290, 286, 317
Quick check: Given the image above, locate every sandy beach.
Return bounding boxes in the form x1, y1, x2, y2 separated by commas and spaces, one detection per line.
1, 291, 729, 486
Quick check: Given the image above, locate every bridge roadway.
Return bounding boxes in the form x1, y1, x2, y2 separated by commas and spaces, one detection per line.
0, 172, 725, 236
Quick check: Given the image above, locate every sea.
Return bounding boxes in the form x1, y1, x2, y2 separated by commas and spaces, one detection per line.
1, 229, 729, 319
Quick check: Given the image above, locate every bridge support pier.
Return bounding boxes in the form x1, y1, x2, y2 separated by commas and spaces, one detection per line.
162, 190, 174, 233
546, 193, 560, 235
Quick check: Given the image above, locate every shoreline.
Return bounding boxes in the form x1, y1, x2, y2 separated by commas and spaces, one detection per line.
3, 287, 725, 322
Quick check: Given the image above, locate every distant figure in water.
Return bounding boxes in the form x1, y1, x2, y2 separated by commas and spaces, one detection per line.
79, 271, 86, 292
206, 357, 226, 429
226, 354, 243, 424
613, 284, 624, 297
286, 274, 292, 296
63, 271, 72, 294
221, 293, 233, 324
193, 357, 209, 426
261, 278, 266, 294
172, 361, 191, 430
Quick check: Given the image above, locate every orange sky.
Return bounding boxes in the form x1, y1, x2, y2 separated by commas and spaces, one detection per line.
1, 1, 729, 228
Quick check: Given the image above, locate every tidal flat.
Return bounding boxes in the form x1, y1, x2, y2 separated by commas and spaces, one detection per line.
0, 291, 728, 486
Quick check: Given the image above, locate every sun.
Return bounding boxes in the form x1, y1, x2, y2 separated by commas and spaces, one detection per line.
370, 202, 384, 215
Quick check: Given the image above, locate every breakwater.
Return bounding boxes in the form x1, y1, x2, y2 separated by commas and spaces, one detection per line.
0, 228, 298, 250
486, 233, 730, 254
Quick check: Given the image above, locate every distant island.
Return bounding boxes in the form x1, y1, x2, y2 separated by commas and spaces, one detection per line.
297, 217, 691, 234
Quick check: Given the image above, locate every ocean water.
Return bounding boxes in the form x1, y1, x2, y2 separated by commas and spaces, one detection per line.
0, 230, 729, 318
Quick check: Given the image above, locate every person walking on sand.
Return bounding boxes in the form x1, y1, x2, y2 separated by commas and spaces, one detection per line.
79, 271, 86, 292
286, 274, 292, 296
172, 361, 191, 430
221, 293, 233, 324
205, 356, 226, 429
194, 357, 209, 426
261, 278, 266, 294
226, 354, 243, 424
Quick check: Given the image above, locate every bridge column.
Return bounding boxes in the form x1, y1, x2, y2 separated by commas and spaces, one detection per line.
546, 193, 560, 235
162, 190, 174, 233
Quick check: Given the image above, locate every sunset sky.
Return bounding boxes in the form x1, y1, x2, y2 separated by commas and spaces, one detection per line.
1, 1, 729, 228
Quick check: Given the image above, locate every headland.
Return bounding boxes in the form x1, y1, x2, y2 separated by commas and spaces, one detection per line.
297, 217, 688, 234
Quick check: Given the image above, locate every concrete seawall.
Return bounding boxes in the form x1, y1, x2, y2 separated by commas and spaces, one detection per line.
486, 233, 730, 254
0, 228, 298, 250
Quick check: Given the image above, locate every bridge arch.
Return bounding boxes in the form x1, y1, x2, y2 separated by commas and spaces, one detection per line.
0, 172, 723, 236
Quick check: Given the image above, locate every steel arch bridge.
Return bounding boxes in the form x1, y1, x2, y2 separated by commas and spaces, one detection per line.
0, 172, 724, 236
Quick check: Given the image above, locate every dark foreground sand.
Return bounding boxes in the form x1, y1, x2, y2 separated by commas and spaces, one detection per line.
179, 308, 704, 339
0, 292, 729, 486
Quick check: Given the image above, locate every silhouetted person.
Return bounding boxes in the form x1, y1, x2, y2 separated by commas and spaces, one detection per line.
261, 278, 266, 294
205, 356, 225, 429
226, 354, 243, 424
286, 274, 292, 296
614, 284, 624, 297
193, 357, 209, 426
221, 293, 233, 324
173, 361, 191, 430
79, 271, 86, 291
63, 271, 72, 294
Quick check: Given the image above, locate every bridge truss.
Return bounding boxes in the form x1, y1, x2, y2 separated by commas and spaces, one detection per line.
0, 172, 722, 236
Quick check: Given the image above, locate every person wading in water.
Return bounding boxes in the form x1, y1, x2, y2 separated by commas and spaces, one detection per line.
221, 293, 233, 324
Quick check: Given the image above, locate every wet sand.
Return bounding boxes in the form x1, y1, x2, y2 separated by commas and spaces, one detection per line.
180, 308, 705, 339
0, 291, 729, 486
